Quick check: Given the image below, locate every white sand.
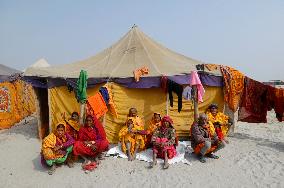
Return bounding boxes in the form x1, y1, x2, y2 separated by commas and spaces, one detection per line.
0, 113, 283, 188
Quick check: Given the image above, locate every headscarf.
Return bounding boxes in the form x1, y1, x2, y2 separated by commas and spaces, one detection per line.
151, 112, 161, 122
85, 114, 107, 140
54, 121, 67, 132
208, 103, 218, 110
161, 116, 174, 128
43, 122, 66, 149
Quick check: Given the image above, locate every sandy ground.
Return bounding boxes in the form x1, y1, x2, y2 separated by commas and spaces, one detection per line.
0, 113, 283, 188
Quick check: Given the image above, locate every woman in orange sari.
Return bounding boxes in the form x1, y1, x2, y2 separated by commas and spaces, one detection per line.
119, 117, 145, 161
73, 115, 109, 167
41, 122, 75, 175
144, 112, 161, 148
65, 112, 81, 140
206, 103, 232, 138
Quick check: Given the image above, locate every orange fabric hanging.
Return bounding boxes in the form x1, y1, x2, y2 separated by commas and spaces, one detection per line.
87, 93, 108, 119
205, 64, 219, 71
220, 66, 244, 112
133, 66, 149, 82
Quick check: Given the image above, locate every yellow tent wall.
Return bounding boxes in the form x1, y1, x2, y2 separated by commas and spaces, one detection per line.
49, 83, 224, 143
0, 80, 36, 129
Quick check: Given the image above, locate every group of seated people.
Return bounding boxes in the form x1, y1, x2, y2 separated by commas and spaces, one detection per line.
41, 103, 232, 174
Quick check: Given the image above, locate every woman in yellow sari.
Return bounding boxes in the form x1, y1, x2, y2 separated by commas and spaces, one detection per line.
65, 112, 81, 140
119, 117, 145, 161
206, 104, 232, 138
144, 112, 161, 148
41, 122, 75, 175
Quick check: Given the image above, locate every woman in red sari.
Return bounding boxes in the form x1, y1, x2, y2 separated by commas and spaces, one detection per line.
73, 115, 109, 166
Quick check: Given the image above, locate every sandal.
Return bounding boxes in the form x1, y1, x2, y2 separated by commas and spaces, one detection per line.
48, 165, 56, 175
150, 161, 157, 168
206, 153, 219, 159
83, 162, 97, 171
199, 155, 206, 163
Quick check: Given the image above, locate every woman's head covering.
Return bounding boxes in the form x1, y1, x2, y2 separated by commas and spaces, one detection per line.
161, 116, 174, 128
198, 113, 208, 125
208, 103, 218, 110
55, 121, 66, 131
85, 114, 107, 140
152, 112, 161, 121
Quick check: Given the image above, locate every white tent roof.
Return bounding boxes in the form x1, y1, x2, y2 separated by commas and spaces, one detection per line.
30, 58, 50, 68
24, 26, 200, 78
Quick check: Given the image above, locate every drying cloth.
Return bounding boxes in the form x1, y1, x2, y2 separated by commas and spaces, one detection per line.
160, 76, 168, 93
133, 66, 149, 82
106, 141, 192, 165
182, 86, 192, 100
220, 66, 244, 112
189, 71, 205, 102
99, 87, 110, 105
238, 77, 269, 123
168, 79, 183, 112
104, 84, 118, 118
267, 86, 284, 122
205, 64, 219, 71
76, 70, 88, 103
87, 93, 108, 119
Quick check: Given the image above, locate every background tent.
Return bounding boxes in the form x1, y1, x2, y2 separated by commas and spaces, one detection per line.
0, 64, 36, 129
24, 26, 224, 142
23, 58, 50, 72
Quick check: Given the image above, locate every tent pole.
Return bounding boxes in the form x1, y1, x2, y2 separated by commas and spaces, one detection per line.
193, 85, 198, 122
103, 114, 106, 127
79, 103, 85, 125
166, 93, 169, 116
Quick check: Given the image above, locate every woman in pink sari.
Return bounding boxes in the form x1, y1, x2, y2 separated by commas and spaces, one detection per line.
151, 116, 177, 169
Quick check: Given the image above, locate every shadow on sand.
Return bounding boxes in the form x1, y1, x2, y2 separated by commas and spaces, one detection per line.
233, 132, 284, 153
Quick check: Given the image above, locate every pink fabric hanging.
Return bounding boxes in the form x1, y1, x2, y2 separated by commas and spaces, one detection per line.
189, 71, 205, 102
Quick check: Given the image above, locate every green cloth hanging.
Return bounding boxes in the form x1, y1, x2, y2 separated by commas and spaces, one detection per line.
76, 70, 88, 103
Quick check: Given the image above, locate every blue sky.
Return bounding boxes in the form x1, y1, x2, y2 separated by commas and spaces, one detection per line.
0, 0, 283, 81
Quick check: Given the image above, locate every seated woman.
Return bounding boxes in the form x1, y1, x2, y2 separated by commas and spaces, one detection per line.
119, 117, 145, 161
206, 103, 232, 138
41, 122, 75, 175
64, 111, 81, 140
143, 112, 161, 148
73, 115, 109, 168
151, 116, 177, 169
191, 113, 224, 163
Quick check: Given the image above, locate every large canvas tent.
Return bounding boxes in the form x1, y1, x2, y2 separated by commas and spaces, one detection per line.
24, 26, 224, 142
0, 64, 36, 129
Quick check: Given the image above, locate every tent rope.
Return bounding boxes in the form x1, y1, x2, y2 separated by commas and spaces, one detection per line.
136, 28, 161, 75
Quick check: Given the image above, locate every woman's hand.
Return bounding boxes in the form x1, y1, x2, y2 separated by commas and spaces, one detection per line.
54, 145, 63, 151
90, 145, 97, 151
84, 141, 91, 146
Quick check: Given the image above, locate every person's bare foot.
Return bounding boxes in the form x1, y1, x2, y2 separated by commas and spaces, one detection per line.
98, 153, 105, 160
48, 164, 56, 175
132, 153, 137, 161
67, 161, 74, 168
163, 162, 169, 169
127, 154, 132, 161
150, 160, 157, 168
